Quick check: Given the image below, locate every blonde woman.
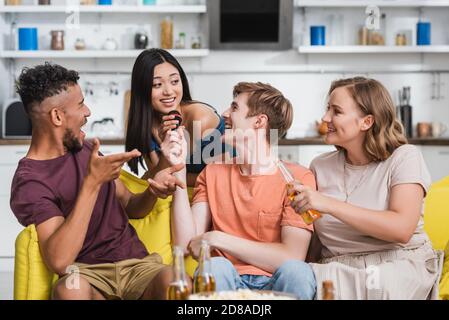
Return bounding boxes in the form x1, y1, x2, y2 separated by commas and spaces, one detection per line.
290, 77, 443, 299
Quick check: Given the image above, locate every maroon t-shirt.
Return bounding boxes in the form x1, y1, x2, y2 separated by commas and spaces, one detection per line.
10, 141, 148, 264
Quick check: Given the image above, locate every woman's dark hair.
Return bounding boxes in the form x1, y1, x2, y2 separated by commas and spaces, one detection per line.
15, 62, 79, 114
125, 48, 193, 175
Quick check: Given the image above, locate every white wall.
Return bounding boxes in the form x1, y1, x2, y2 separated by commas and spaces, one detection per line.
3, 4, 449, 136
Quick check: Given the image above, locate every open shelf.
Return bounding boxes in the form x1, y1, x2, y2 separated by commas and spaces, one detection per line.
0, 4, 207, 13
295, 0, 449, 7
0, 49, 210, 58
298, 45, 449, 53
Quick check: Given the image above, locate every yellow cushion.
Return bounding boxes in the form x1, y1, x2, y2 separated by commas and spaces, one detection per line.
424, 175, 449, 251
14, 169, 197, 300
120, 170, 197, 277
14, 225, 58, 300
439, 241, 449, 300
120, 170, 174, 265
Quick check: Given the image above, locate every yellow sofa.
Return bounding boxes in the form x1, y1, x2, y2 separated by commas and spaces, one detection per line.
424, 175, 449, 300
13, 172, 449, 300
14, 170, 197, 300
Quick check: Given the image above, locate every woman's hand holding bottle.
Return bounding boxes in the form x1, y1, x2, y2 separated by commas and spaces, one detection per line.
287, 183, 338, 224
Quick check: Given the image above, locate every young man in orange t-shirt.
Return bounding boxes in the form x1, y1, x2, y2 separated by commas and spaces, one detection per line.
165, 82, 316, 299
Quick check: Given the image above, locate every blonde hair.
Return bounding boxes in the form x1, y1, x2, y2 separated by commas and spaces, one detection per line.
233, 82, 293, 141
329, 77, 407, 161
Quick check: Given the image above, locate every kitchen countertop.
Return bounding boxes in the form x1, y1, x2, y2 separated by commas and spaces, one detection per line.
1, 138, 449, 146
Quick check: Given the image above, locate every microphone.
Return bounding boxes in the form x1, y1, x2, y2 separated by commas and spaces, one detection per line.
167, 110, 182, 131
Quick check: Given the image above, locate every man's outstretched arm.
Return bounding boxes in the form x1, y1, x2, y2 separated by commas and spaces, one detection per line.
115, 163, 186, 219
170, 166, 212, 249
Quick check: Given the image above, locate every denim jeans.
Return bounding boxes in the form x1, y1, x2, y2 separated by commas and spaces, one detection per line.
201, 257, 316, 300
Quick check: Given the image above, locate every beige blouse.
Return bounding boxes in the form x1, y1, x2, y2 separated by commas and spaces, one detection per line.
310, 144, 432, 258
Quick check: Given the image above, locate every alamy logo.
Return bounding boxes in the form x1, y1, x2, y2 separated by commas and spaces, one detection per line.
65, 265, 80, 290
365, 6, 381, 30
65, 1, 80, 30
366, 265, 380, 290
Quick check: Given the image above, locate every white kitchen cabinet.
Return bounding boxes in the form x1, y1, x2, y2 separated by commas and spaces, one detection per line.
99, 144, 125, 155
99, 144, 146, 175
0, 194, 23, 258
277, 145, 336, 168
277, 145, 301, 164
0, 145, 29, 259
420, 146, 449, 182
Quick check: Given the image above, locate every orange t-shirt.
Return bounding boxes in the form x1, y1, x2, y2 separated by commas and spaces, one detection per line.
192, 162, 316, 277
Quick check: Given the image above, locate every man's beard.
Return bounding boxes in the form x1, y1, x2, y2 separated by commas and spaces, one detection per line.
63, 128, 83, 153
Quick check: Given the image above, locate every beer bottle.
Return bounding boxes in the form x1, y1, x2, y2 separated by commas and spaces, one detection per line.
167, 246, 190, 300
278, 160, 321, 225
322, 280, 335, 300
193, 240, 216, 294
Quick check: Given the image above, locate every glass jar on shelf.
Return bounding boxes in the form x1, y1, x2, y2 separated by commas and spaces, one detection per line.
6, 0, 22, 5
395, 33, 407, 46
50, 30, 65, 50
191, 35, 201, 49
80, 0, 96, 5
10, 22, 17, 50
160, 16, 174, 49
74, 38, 86, 50
103, 38, 118, 51
369, 13, 386, 45
175, 32, 186, 49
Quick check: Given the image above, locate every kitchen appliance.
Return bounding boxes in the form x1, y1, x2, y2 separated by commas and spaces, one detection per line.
134, 32, 149, 50
208, 0, 293, 50
1, 99, 32, 138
